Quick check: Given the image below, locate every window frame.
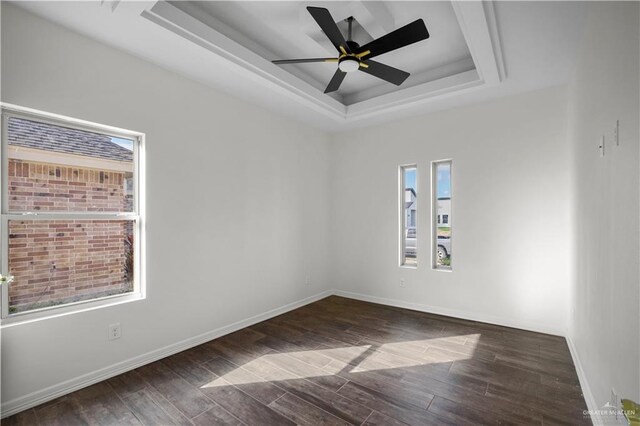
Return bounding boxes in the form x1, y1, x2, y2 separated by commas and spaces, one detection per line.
399, 164, 417, 268
0, 104, 145, 324
432, 159, 452, 271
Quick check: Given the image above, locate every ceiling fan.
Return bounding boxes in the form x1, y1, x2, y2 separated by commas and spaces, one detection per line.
273, 7, 430, 94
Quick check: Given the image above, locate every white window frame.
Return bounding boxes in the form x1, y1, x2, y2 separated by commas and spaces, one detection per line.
432, 159, 452, 271
399, 164, 417, 268
0, 104, 145, 324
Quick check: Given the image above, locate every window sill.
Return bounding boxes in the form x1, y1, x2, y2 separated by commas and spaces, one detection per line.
0, 292, 144, 328
399, 264, 418, 269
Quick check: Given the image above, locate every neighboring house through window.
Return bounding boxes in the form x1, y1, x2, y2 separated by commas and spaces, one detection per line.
433, 160, 452, 269
1, 106, 143, 319
400, 166, 417, 267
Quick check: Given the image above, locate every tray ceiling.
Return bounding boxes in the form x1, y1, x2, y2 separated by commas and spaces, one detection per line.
143, 0, 504, 122
9, 1, 587, 131
168, 1, 475, 105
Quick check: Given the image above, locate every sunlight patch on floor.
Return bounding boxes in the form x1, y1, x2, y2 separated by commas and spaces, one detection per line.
200, 334, 481, 389
461, 333, 482, 350
347, 335, 480, 372
201, 345, 372, 388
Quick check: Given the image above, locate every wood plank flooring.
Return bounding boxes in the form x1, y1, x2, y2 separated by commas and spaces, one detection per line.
3, 296, 590, 425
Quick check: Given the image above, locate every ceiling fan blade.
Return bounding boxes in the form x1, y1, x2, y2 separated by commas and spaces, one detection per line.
273, 58, 336, 64
355, 19, 429, 60
359, 60, 410, 86
307, 7, 350, 54
324, 69, 347, 93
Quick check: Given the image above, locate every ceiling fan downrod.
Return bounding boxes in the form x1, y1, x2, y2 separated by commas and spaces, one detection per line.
345, 16, 359, 52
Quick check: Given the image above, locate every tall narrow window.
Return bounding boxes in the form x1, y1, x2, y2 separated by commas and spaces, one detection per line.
1, 107, 143, 318
400, 165, 417, 267
433, 160, 452, 269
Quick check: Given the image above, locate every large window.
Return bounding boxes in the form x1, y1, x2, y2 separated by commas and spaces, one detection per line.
1, 106, 143, 319
400, 165, 417, 267
433, 160, 452, 269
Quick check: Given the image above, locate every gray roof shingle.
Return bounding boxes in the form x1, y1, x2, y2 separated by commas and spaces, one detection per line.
8, 117, 133, 162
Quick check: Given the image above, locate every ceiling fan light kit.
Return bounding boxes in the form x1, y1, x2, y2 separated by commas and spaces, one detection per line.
272, 6, 430, 94
338, 57, 360, 73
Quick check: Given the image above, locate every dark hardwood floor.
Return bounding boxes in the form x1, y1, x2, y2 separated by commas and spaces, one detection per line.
3, 296, 590, 425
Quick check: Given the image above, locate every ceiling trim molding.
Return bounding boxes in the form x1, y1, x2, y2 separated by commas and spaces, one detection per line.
451, 0, 505, 85
142, 2, 347, 121
347, 69, 482, 120
142, 0, 505, 123
483, 1, 507, 81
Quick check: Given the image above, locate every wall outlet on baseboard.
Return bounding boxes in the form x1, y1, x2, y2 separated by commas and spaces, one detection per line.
108, 323, 121, 341
399, 279, 405, 287
305, 275, 311, 286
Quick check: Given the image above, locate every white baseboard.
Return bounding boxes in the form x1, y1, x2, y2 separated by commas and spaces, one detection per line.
566, 335, 602, 425
0, 290, 333, 419
334, 289, 566, 336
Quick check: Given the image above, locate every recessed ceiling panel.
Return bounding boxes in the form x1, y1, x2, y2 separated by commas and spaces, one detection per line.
169, 1, 474, 105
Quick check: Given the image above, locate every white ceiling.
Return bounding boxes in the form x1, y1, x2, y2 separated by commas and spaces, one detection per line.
8, 1, 587, 132
168, 1, 473, 104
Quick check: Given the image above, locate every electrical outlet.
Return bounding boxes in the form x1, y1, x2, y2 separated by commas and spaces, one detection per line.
399, 279, 405, 287
108, 323, 121, 341
305, 275, 311, 286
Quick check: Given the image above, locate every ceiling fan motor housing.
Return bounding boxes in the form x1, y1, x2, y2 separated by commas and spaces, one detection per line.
346, 40, 360, 51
